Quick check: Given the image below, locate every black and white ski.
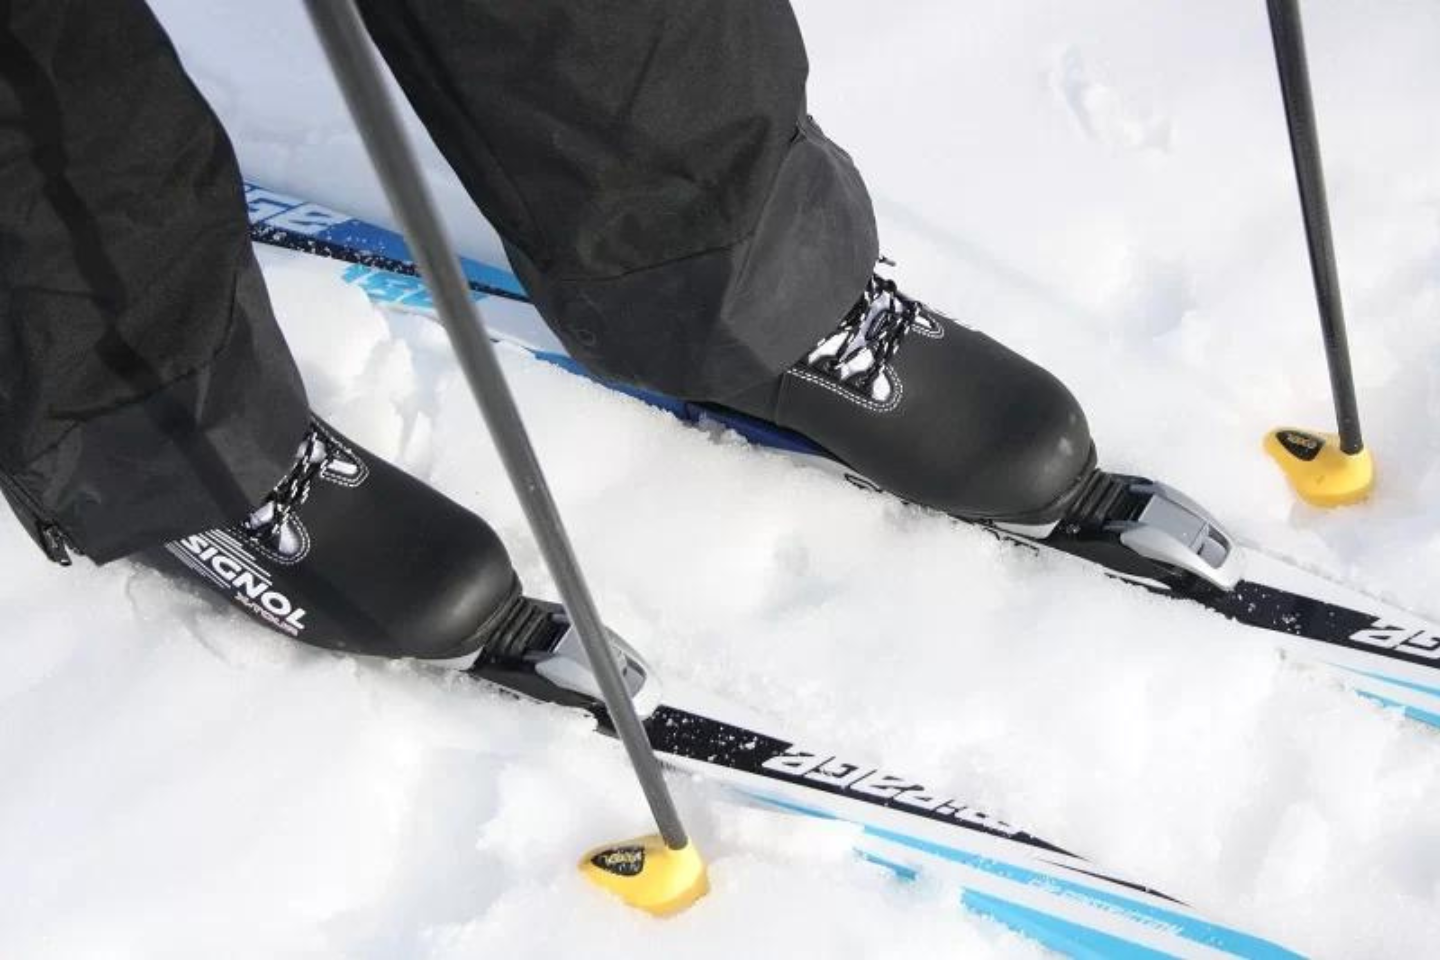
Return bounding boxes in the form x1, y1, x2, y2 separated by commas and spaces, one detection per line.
461, 594, 1298, 958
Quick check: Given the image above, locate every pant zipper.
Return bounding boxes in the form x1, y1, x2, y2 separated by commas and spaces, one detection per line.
0, 470, 75, 566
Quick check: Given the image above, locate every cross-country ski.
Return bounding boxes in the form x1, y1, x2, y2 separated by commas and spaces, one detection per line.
247, 182, 1440, 732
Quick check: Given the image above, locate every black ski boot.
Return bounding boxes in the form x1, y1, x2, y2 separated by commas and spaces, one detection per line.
721, 272, 1095, 524
142, 418, 519, 661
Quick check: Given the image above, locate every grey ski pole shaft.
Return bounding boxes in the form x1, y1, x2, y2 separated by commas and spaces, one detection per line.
303, 0, 689, 851
1266, 0, 1364, 455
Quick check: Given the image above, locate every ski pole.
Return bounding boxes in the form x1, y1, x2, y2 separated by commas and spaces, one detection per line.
302, 0, 707, 915
1261, 0, 1374, 507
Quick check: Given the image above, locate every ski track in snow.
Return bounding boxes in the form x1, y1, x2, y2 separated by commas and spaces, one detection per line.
4, 2, 1440, 957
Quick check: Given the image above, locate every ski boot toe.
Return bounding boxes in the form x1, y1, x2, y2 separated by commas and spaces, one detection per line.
915, 329, 1095, 522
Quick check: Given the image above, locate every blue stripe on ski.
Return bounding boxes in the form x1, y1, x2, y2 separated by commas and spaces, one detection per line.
855, 849, 920, 881
313, 216, 527, 299
685, 400, 837, 458
1353, 691, 1440, 729
1336, 665, 1440, 701
243, 180, 527, 299
867, 822, 1299, 960
754, 793, 1300, 959
856, 849, 1177, 960
962, 890, 1179, 960
530, 351, 691, 417
1320, 663, 1440, 728
530, 351, 830, 457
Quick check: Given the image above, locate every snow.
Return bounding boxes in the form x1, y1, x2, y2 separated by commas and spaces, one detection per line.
4, 1, 1440, 956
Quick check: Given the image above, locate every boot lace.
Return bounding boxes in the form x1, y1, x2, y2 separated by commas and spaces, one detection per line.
801, 268, 944, 404
239, 423, 334, 559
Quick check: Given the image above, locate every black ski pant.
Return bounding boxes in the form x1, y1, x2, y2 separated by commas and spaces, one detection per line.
0, 0, 877, 565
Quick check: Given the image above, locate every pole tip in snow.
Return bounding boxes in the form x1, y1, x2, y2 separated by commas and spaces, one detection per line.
1264, 428, 1375, 507
580, 835, 709, 916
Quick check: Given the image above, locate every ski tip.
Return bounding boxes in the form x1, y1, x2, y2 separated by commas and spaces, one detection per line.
579, 835, 710, 917
1263, 428, 1375, 508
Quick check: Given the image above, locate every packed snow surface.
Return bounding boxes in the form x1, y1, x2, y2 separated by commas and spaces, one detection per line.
5, 2, 1440, 957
